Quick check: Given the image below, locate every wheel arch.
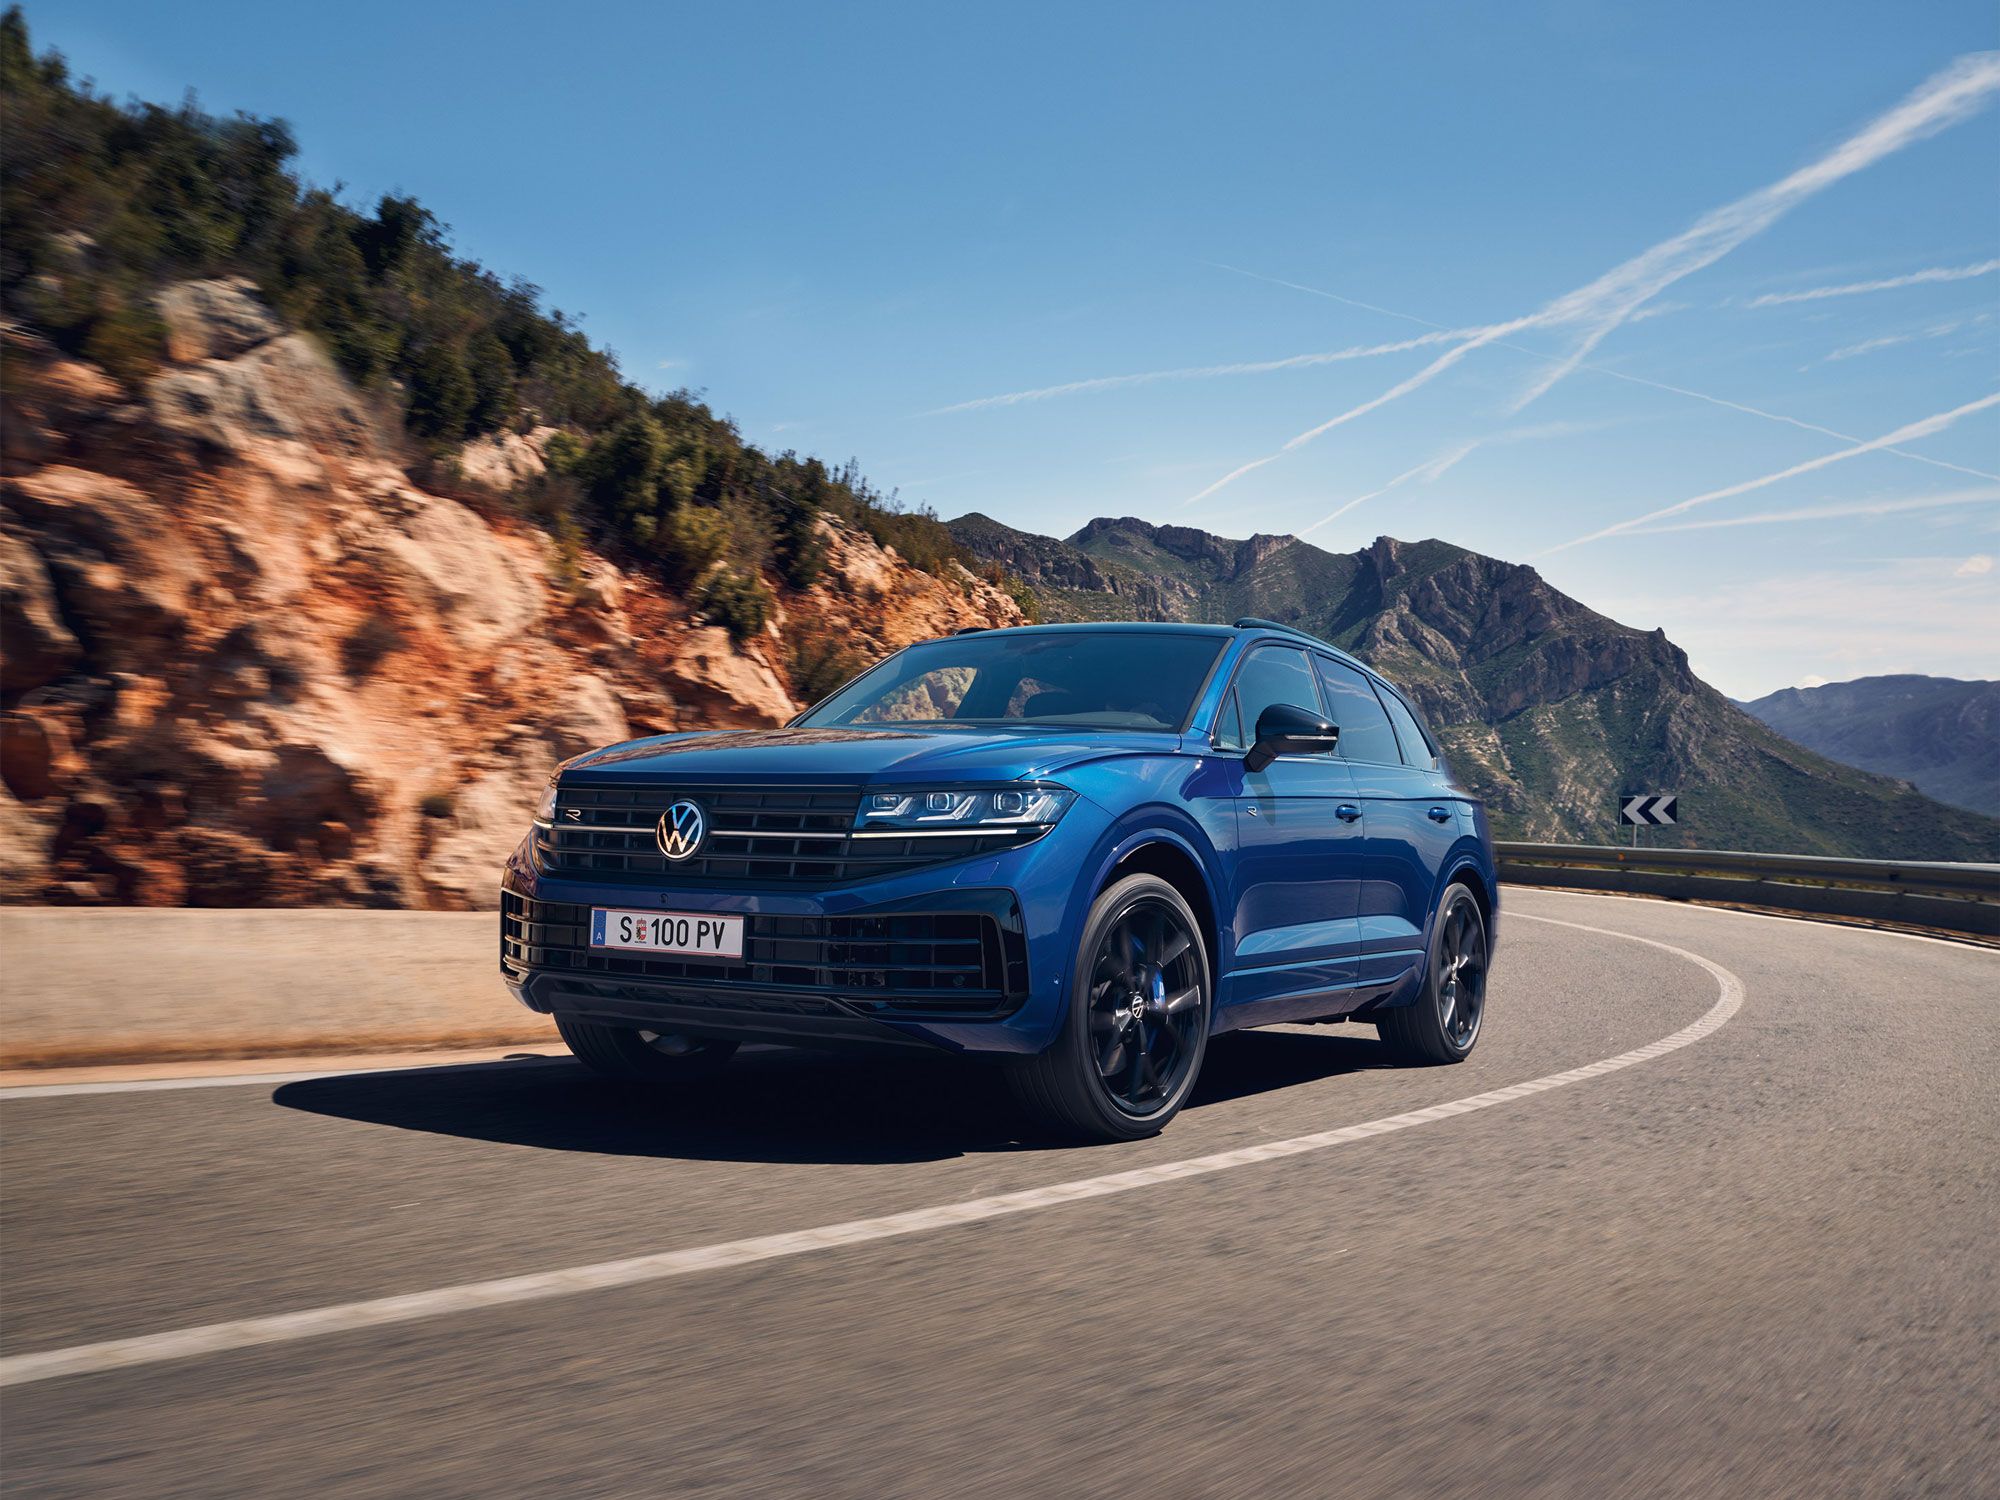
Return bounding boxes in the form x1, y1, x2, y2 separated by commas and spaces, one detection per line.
1071, 814, 1227, 989
1433, 841, 1497, 938
1104, 837, 1222, 989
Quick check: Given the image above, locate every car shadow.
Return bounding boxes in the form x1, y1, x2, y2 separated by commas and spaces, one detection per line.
272, 1027, 1394, 1167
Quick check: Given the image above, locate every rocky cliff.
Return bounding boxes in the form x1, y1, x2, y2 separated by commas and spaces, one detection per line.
949, 514, 2000, 860
0, 280, 1020, 907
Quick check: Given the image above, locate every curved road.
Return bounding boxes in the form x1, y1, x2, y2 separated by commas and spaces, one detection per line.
2, 889, 1995, 1497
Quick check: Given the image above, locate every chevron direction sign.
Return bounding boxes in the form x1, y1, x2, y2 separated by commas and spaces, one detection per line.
1620, 793, 1678, 827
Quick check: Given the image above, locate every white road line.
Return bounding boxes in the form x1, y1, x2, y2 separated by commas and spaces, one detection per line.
0, 1057, 565, 1101
0, 913, 1742, 1389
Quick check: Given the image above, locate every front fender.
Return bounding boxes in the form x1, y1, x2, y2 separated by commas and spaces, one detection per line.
1050, 798, 1232, 1024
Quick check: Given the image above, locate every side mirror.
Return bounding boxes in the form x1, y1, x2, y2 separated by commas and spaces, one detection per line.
1245, 702, 1339, 772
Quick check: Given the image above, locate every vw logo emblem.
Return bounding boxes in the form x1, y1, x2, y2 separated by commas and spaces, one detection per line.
655, 800, 707, 861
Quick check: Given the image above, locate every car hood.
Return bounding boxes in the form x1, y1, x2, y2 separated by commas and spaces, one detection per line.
561, 725, 1177, 784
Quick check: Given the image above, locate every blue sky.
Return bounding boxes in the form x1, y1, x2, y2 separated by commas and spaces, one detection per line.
27, 0, 2000, 696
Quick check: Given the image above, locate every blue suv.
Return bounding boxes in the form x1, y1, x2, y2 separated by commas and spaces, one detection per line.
502, 620, 1496, 1140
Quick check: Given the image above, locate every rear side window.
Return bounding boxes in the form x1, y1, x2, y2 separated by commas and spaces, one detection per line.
1377, 686, 1438, 769
1313, 657, 1402, 765
1231, 647, 1324, 747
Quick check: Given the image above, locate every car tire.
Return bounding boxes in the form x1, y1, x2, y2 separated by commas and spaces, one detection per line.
1007, 873, 1212, 1143
555, 1015, 739, 1082
1377, 882, 1488, 1065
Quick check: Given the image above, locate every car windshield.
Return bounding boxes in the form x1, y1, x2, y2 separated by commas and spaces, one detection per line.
797, 631, 1227, 732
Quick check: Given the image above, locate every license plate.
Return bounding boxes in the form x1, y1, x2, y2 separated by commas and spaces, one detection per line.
590, 908, 744, 960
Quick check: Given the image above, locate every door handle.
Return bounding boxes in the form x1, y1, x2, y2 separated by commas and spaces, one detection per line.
1335, 804, 1362, 823
1427, 806, 1452, 823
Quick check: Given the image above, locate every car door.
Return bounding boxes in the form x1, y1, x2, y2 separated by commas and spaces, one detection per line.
1218, 644, 1364, 1022
1314, 656, 1456, 986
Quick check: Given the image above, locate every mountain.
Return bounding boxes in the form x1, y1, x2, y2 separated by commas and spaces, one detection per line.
948, 514, 2000, 861
1742, 676, 2000, 819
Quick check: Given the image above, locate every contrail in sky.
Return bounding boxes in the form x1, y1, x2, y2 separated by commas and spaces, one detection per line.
1616, 485, 2000, 535
1746, 257, 2000, 307
1185, 51, 2000, 506
922, 330, 1469, 413
1296, 441, 1480, 537
1213, 262, 2000, 483
1538, 391, 2000, 556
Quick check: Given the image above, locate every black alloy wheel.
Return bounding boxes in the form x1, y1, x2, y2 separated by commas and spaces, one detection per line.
1007, 873, 1213, 1142
1435, 897, 1486, 1051
1378, 883, 1488, 1065
1087, 895, 1207, 1116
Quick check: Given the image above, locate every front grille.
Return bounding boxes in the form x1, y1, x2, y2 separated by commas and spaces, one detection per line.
501, 891, 1027, 1018
536, 783, 1043, 885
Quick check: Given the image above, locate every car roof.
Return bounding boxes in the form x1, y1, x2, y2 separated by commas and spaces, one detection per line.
950, 622, 1235, 636
946, 619, 1380, 681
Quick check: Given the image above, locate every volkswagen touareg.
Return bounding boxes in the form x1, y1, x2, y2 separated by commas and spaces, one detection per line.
501, 620, 1497, 1140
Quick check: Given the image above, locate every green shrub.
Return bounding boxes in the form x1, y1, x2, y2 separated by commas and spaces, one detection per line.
1003, 574, 1042, 623
660, 503, 732, 584
581, 413, 666, 528
784, 628, 872, 705
774, 497, 828, 589
691, 566, 772, 640
404, 340, 474, 440
541, 429, 585, 475
78, 300, 167, 387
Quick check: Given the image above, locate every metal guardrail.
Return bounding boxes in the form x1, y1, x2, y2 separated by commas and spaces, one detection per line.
1495, 842, 2000, 941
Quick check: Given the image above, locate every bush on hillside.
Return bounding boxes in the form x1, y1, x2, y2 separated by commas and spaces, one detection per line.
784, 628, 873, 706
691, 566, 774, 641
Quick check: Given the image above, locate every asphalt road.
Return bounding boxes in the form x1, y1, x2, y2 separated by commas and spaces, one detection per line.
3, 889, 1995, 1498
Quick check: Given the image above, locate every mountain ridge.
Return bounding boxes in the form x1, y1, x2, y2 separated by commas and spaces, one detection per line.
948, 513, 2000, 861
1742, 675, 2000, 819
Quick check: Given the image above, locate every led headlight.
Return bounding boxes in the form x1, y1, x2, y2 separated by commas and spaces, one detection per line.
854, 783, 1077, 833
532, 773, 560, 827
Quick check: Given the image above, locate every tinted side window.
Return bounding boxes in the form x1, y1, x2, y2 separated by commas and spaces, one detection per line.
1314, 657, 1401, 764
1377, 686, 1438, 769
1233, 647, 1324, 747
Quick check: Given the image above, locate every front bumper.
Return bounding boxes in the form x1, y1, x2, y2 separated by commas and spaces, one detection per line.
504, 888, 1028, 1052
499, 795, 1113, 1055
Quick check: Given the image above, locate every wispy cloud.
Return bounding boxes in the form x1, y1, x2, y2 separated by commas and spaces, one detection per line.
1541, 391, 2000, 555
1615, 484, 2000, 535
1959, 553, 1995, 576
922, 330, 1468, 414
1823, 332, 1919, 362
1292, 420, 1614, 538
1816, 310, 1991, 364
1297, 441, 1480, 538
1747, 257, 2000, 307
1186, 52, 2000, 506
1216, 264, 2000, 485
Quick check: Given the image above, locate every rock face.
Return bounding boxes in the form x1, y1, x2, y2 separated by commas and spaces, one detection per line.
0, 285, 1019, 907
949, 516, 2000, 860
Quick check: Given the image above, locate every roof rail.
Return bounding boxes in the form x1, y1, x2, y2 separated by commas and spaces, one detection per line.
1234, 616, 1327, 646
